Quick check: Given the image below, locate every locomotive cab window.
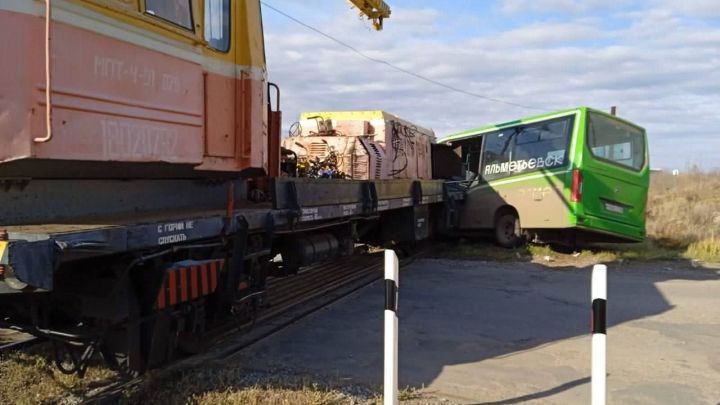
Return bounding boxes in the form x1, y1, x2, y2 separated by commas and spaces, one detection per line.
205, 0, 231, 52
145, 0, 194, 31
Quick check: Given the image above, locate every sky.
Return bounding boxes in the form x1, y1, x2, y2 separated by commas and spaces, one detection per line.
261, 0, 720, 171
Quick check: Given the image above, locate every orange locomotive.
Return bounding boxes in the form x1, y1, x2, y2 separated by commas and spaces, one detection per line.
1, 0, 270, 178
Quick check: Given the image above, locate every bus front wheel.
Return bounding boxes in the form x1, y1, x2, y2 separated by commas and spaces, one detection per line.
495, 212, 524, 248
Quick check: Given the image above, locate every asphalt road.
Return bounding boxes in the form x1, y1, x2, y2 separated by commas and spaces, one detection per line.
234, 258, 720, 404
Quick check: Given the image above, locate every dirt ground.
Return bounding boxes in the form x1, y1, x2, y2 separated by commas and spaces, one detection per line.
222, 258, 720, 404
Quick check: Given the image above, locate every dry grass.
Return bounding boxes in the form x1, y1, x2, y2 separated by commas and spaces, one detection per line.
0, 344, 117, 404
431, 241, 531, 262
646, 170, 720, 262
191, 386, 341, 405
647, 170, 720, 248
122, 365, 436, 405
431, 240, 618, 267
123, 365, 378, 405
685, 236, 720, 262
528, 245, 617, 267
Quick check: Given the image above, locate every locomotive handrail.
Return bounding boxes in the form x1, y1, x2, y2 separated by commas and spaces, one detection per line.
34, 0, 53, 143
268, 82, 281, 111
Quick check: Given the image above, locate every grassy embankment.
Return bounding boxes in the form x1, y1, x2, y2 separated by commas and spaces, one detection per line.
643, 170, 720, 262
0, 351, 422, 405
0, 345, 116, 404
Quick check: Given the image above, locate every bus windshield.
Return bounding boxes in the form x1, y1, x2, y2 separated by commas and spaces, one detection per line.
587, 112, 646, 170
481, 115, 575, 181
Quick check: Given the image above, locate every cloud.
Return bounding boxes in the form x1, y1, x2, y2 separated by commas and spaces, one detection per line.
499, 0, 620, 15
478, 21, 606, 47
651, 0, 720, 18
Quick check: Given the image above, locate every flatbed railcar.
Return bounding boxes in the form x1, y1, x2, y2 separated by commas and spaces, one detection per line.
0, 175, 455, 374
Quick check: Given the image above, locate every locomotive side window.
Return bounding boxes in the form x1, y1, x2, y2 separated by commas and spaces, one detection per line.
205, 0, 231, 52
145, 0, 194, 31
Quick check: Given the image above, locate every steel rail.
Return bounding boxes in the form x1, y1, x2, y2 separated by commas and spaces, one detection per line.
0, 336, 42, 354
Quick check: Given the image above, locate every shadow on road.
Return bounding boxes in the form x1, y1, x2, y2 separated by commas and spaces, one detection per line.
472, 376, 591, 404
387, 258, 717, 384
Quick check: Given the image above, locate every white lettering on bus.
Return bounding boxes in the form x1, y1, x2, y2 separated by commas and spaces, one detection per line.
483, 155, 564, 177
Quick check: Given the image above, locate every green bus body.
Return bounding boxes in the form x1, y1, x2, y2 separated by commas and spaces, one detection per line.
440, 107, 649, 245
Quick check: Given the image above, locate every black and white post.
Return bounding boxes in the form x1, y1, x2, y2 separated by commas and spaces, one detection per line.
591, 264, 607, 405
384, 249, 399, 405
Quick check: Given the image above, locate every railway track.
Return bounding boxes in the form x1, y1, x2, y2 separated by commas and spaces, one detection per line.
0, 335, 42, 354
80, 249, 417, 403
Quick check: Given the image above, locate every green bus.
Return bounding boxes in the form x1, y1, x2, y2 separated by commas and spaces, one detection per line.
439, 107, 649, 248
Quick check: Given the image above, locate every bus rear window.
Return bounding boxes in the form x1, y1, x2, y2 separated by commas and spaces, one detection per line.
587, 113, 645, 170
482, 115, 574, 181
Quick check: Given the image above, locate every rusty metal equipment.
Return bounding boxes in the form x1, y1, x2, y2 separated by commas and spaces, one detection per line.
283, 111, 435, 180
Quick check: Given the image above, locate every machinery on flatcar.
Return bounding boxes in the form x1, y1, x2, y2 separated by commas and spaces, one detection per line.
282, 111, 435, 180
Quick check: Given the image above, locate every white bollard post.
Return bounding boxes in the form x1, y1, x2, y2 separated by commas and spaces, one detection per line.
384, 249, 399, 405
591, 264, 607, 405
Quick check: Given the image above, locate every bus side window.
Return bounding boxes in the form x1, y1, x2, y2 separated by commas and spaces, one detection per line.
467, 144, 482, 181
514, 119, 571, 163
457, 139, 482, 181
145, 0, 194, 30
481, 130, 513, 180
205, 0, 231, 52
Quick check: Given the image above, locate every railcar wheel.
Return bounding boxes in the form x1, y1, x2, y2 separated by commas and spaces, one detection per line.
100, 346, 141, 379
495, 212, 523, 248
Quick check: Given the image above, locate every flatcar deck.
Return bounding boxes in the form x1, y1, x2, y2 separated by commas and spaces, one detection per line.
0, 177, 452, 293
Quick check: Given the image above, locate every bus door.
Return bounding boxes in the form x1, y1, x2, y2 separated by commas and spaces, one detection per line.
580, 112, 648, 230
